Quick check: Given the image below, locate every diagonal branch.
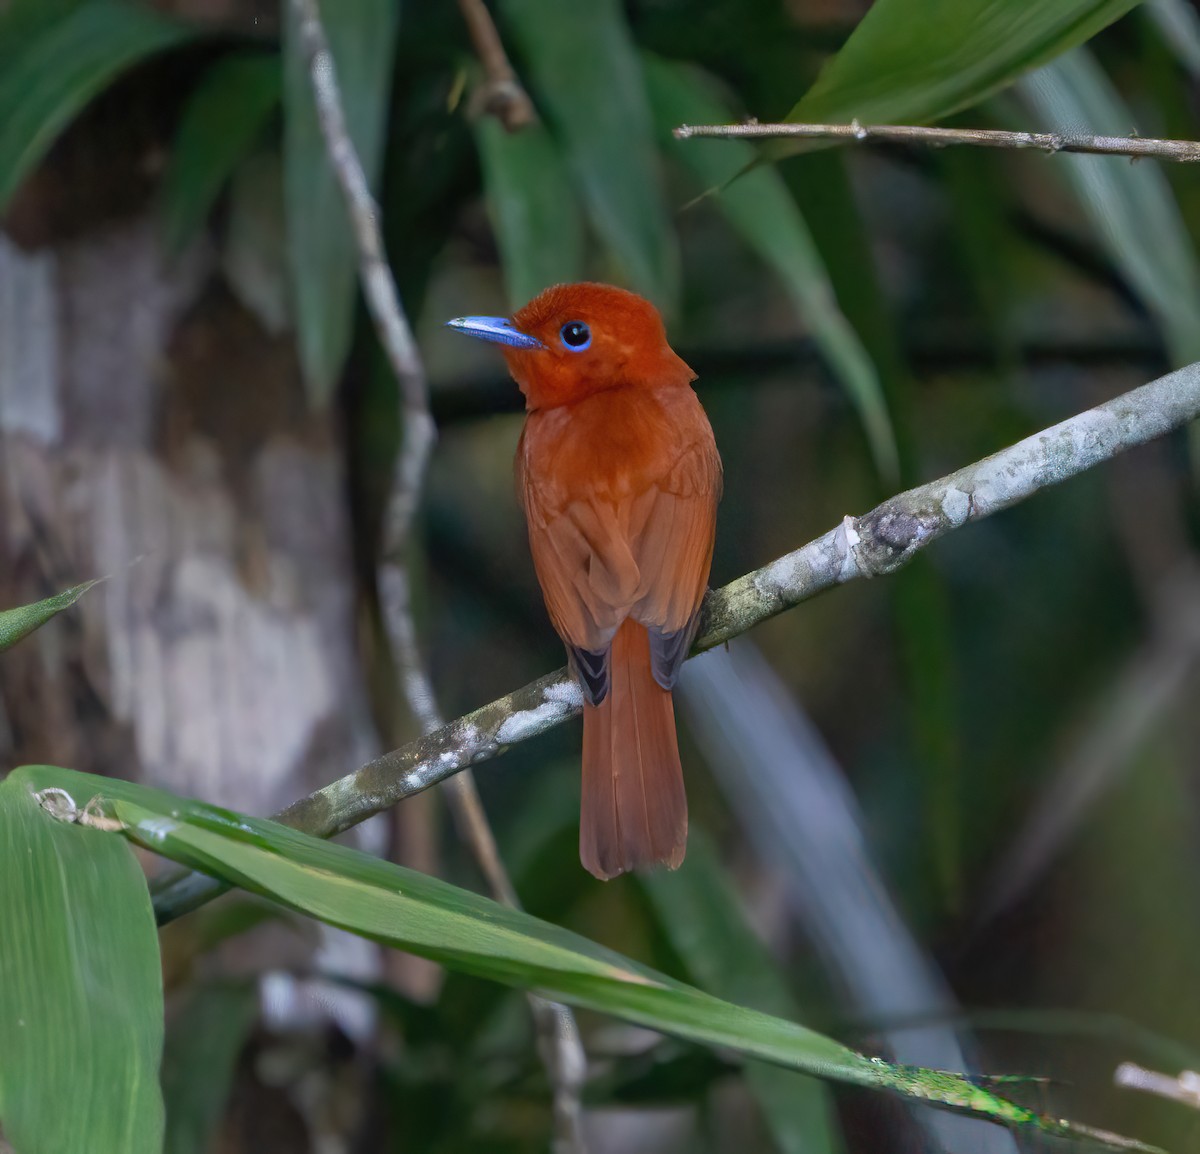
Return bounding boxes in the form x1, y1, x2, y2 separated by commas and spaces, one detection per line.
673, 119, 1200, 163
153, 358, 1200, 928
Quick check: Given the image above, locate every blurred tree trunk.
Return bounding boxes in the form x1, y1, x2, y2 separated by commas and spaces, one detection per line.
0, 72, 379, 828
0, 69, 384, 1140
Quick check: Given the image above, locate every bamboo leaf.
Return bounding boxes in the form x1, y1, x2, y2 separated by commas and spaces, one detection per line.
768, 0, 1140, 163
0, 580, 100, 654
499, 0, 679, 312
0, 773, 164, 1154
642, 833, 843, 1154
1147, 0, 1200, 76
161, 52, 282, 258
161, 982, 258, 1154
473, 115, 585, 310
0, 2, 200, 212
645, 55, 898, 483
283, 0, 398, 405
10, 765, 1163, 1152
1017, 49, 1200, 366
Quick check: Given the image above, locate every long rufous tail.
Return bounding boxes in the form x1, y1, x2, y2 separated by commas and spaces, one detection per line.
580, 618, 687, 880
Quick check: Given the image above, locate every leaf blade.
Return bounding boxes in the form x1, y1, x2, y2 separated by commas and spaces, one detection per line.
643, 833, 843, 1154
777, 0, 1139, 158
10, 765, 1162, 1150
283, 0, 398, 405
1017, 49, 1200, 366
499, 0, 679, 311
0, 580, 100, 653
0, 2, 199, 213
161, 51, 282, 258
645, 56, 897, 482
473, 115, 585, 309
0, 774, 164, 1154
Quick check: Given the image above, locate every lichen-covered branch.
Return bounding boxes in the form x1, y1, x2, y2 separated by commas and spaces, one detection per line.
154, 362, 1200, 920
674, 119, 1200, 163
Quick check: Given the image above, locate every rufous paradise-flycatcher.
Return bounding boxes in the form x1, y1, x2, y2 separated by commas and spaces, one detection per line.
448, 283, 722, 879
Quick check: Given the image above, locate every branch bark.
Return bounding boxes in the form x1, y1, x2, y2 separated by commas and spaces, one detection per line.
457, 0, 537, 131
673, 119, 1200, 163
153, 358, 1200, 925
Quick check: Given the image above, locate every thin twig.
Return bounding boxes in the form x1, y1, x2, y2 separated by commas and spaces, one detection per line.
1115, 1062, 1200, 1109
673, 119, 1200, 163
289, 2, 585, 1147
153, 357, 1200, 927
457, 0, 536, 131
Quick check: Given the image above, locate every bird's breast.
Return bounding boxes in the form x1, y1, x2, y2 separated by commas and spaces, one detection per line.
519, 385, 708, 514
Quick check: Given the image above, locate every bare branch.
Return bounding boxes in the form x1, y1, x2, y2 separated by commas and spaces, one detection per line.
1115, 1062, 1200, 1108
457, 0, 537, 131
153, 359, 1200, 926
673, 119, 1200, 163
288, 2, 585, 1145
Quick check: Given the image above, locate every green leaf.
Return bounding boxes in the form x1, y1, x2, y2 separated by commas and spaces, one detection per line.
473, 115, 585, 310
1147, 0, 1200, 76
1017, 49, 1200, 366
10, 766, 1163, 1152
642, 833, 843, 1154
0, 773, 164, 1154
161, 52, 282, 258
499, 0, 679, 312
776, 0, 1140, 159
0, 2, 200, 213
161, 982, 258, 1154
283, 0, 398, 406
0, 580, 100, 653
645, 56, 898, 483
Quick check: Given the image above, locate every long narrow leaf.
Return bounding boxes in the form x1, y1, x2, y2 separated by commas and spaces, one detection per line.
161, 982, 259, 1154
474, 114, 585, 310
0, 580, 99, 653
0, 2, 199, 212
161, 52, 282, 258
283, 0, 398, 405
0, 773, 164, 1154
645, 55, 897, 482
787, 0, 1140, 130
1017, 49, 1200, 366
643, 834, 842, 1154
9, 765, 1162, 1152
499, 0, 679, 312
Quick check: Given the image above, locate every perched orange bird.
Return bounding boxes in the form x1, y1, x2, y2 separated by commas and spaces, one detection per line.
448, 283, 722, 879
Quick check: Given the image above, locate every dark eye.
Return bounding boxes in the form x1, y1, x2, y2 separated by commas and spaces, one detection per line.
559, 321, 591, 351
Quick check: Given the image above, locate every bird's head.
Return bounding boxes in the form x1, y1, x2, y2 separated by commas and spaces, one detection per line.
447, 282, 694, 410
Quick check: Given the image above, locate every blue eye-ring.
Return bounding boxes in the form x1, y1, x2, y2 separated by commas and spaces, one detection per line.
560, 321, 591, 351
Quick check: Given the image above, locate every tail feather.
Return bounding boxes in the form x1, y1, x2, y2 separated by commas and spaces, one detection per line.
580, 619, 687, 879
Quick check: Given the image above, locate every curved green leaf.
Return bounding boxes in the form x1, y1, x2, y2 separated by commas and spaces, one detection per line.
161, 52, 282, 258
775, 0, 1140, 161
0, 2, 199, 212
643, 833, 842, 1154
474, 114, 585, 310
499, 0, 679, 312
161, 982, 258, 1154
283, 0, 398, 406
9, 766, 1163, 1152
0, 580, 100, 654
0, 773, 164, 1154
1017, 49, 1200, 366
645, 55, 897, 482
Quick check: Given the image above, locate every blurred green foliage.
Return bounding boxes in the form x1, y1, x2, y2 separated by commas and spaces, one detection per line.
4, 0, 1200, 1151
